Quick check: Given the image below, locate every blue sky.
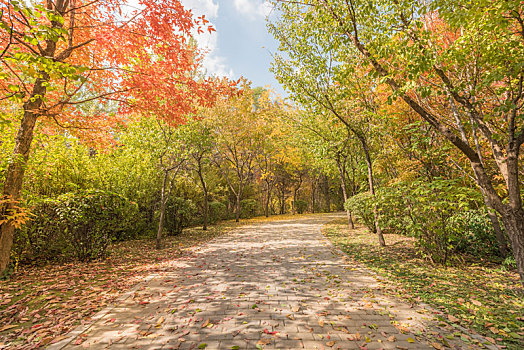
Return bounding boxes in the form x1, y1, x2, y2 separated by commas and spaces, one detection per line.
181, 0, 286, 97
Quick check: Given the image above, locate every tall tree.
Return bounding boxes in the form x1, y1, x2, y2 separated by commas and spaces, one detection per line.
210, 88, 261, 222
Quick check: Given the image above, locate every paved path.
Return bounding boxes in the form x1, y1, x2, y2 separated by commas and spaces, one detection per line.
51, 214, 491, 350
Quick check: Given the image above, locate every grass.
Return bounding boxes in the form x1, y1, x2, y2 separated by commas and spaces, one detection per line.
0, 213, 311, 349
322, 218, 524, 350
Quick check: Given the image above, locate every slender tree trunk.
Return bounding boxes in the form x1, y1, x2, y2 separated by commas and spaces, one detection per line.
156, 172, 169, 249
265, 182, 271, 217
322, 175, 330, 212
279, 189, 286, 214
359, 136, 385, 246
235, 194, 241, 222
311, 179, 316, 213
202, 188, 209, 230
336, 156, 354, 229
292, 188, 298, 215
197, 161, 208, 230
488, 209, 508, 258
0, 76, 49, 273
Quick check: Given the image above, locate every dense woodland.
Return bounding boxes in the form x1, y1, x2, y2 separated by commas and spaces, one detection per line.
0, 0, 523, 348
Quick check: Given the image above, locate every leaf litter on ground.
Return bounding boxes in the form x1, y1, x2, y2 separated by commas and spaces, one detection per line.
0, 214, 313, 350
322, 218, 524, 350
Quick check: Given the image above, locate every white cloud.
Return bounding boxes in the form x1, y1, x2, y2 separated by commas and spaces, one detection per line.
181, 0, 219, 18
233, 0, 272, 20
179, 0, 234, 78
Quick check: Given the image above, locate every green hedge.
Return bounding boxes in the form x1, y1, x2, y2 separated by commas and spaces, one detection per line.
208, 201, 227, 224
13, 190, 139, 263
164, 197, 197, 235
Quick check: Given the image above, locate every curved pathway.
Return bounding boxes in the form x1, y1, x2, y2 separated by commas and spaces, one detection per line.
49, 214, 492, 350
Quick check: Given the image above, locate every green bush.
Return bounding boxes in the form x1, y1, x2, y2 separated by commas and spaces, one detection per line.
240, 198, 257, 219
57, 190, 139, 261
208, 201, 227, 224
345, 192, 376, 232
294, 199, 308, 214
375, 186, 410, 234
14, 190, 139, 263
448, 209, 501, 258
13, 198, 65, 265
164, 197, 197, 235
347, 179, 489, 264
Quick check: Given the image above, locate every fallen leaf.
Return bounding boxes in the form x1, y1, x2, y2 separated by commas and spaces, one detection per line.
471, 299, 482, 306
431, 342, 444, 350
348, 333, 361, 341
447, 315, 459, 323
257, 338, 271, 345
485, 337, 496, 344
326, 340, 336, 347
0, 325, 18, 332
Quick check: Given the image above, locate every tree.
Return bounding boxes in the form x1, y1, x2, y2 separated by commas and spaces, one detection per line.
0, 0, 220, 272
181, 118, 213, 230
209, 88, 261, 222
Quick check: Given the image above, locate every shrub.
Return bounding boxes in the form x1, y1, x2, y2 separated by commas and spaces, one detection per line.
294, 199, 308, 214
240, 199, 257, 219
13, 198, 65, 264
14, 190, 139, 263
164, 197, 197, 235
375, 186, 410, 234
345, 192, 375, 232
347, 179, 487, 264
208, 201, 227, 224
57, 190, 139, 261
448, 209, 500, 258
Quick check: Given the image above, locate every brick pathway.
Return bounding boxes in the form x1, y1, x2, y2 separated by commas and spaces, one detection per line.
50, 214, 493, 350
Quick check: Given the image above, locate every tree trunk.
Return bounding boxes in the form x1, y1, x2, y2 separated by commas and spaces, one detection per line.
311, 180, 316, 213
336, 156, 354, 229
499, 209, 524, 285
469, 121, 509, 258
292, 188, 298, 215
322, 175, 330, 212
485, 199, 508, 258
279, 190, 285, 214
202, 189, 208, 231
265, 183, 271, 217
197, 161, 208, 231
235, 194, 241, 222
156, 172, 169, 249
0, 76, 49, 273
360, 136, 385, 246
